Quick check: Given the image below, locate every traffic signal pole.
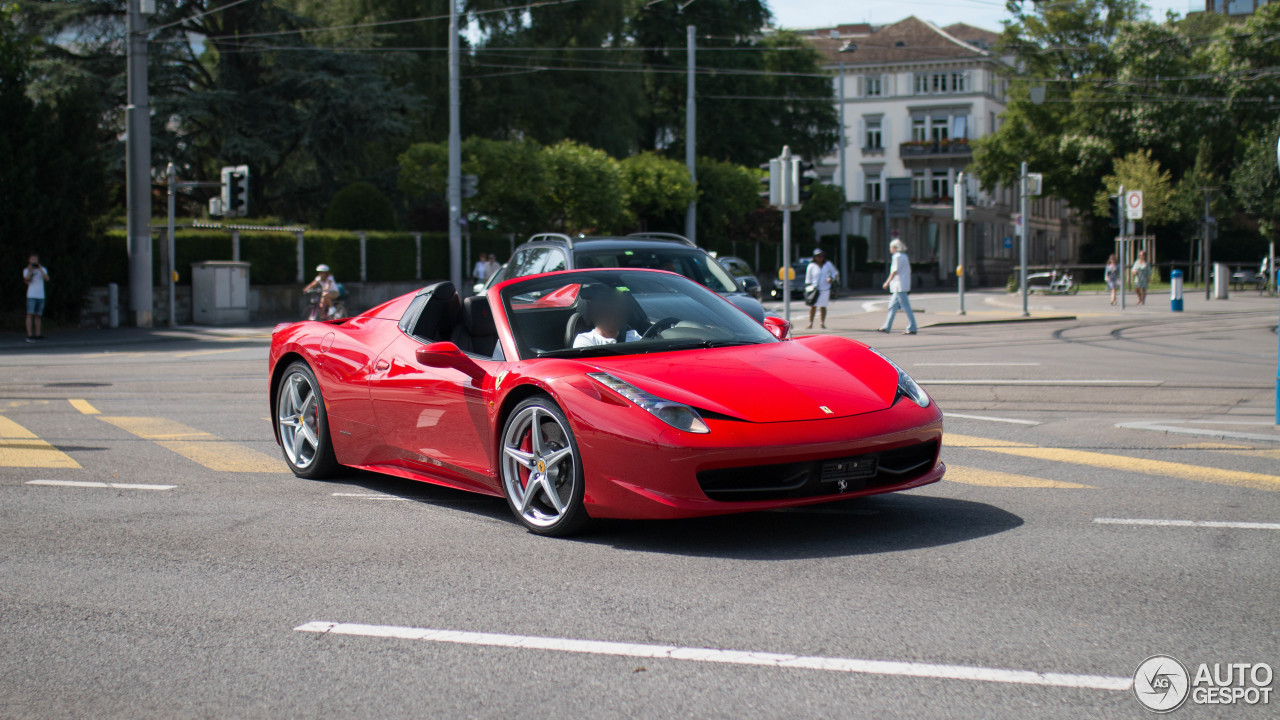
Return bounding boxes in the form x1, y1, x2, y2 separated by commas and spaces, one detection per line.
1019, 161, 1029, 317
126, 0, 154, 327
684, 25, 697, 244
447, 0, 463, 292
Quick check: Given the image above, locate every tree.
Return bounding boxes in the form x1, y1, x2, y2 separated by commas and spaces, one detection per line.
1231, 123, 1280, 240
0, 5, 108, 323
693, 157, 761, 246
1092, 150, 1176, 226
324, 182, 396, 230
542, 140, 631, 233
619, 152, 695, 231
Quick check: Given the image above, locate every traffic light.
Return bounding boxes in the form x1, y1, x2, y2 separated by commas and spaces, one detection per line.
221, 165, 249, 217
798, 161, 817, 203
1107, 194, 1121, 229
461, 173, 478, 199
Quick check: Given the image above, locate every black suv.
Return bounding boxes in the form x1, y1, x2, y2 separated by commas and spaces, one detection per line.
482, 233, 767, 322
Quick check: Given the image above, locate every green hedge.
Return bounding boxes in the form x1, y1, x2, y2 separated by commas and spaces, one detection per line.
96, 228, 511, 287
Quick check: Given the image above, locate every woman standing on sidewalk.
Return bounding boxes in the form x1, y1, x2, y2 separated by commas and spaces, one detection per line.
1105, 254, 1120, 305
1131, 250, 1152, 305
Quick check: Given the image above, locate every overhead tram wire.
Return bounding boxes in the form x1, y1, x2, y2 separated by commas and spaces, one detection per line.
146, 0, 258, 34
195, 0, 583, 42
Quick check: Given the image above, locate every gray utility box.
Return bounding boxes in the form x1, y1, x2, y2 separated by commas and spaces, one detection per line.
1212, 262, 1230, 300
191, 261, 251, 325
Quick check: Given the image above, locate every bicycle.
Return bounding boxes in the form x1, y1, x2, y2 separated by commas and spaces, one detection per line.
305, 287, 347, 321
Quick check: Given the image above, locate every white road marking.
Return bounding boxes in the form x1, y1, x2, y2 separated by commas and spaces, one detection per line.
917, 362, 1041, 367
921, 379, 1160, 386
294, 621, 1132, 691
1115, 421, 1280, 444
26, 479, 176, 491
945, 413, 1041, 426
330, 492, 408, 501
1094, 518, 1280, 531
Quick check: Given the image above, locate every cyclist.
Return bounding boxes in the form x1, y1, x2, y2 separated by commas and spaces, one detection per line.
303, 264, 340, 318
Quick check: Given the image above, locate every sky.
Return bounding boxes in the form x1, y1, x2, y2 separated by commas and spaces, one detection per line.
768, 0, 1199, 30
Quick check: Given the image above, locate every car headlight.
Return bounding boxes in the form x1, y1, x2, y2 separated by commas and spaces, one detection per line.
868, 348, 931, 408
588, 372, 710, 434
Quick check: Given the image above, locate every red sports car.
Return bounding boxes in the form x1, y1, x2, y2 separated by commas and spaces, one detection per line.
269, 269, 944, 536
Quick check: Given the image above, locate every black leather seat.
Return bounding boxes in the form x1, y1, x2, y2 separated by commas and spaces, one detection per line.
402, 281, 460, 342
452, 295, 499, 357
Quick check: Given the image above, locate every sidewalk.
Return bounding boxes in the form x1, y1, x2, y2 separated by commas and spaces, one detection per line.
766, 287, 1280, 334
0, 323, 277, 352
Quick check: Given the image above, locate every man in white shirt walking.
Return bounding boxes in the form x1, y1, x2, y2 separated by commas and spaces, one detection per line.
878, 240, 917, 335
804, 248, 837, 329
23, 254, 49, 342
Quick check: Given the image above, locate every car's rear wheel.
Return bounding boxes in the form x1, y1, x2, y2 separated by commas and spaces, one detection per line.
499, 397, 588, 536
276, 361, 338, 479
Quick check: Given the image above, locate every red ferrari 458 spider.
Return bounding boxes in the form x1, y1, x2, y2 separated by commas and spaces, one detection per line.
269, 269, 945, 535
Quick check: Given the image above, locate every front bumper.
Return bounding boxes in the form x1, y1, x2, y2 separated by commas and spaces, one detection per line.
570, 393, 944, 520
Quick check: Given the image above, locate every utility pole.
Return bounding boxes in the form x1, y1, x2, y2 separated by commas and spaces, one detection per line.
1118, 184, 1126, 311
447, 0, 463, 291
837, 62, 849, 285
684, 25, 697, 244
166, 163, 176, 327
126, 0, 155, 327
1019, 161, 1029, 317
1202, 188, 1213, 301
955, 171, 966, 315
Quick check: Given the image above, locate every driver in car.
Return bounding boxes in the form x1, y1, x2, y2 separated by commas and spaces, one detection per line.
574, 288, 643, 348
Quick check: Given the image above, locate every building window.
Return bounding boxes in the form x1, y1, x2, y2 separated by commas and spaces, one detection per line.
911, 117, 927, 142
951, 71, 967, 92
912, 170, 927, 200
930, 115, 949, 142
913, 74, 929, 94
932, 73, 947, 93
931, 173, 950, 199
865, 118, 882, 150
865, 174, 882, 202
865, 75, 882, 97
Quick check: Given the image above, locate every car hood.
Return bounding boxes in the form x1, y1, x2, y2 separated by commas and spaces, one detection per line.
587, 335, 899, 423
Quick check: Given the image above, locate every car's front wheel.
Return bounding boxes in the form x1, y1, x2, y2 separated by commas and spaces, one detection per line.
276, 361, 339, 479
499, 397, 588, 536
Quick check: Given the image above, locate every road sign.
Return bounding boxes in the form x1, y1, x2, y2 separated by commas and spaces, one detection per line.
1004, 236, 1013, 249
1126, 190, 1143, 220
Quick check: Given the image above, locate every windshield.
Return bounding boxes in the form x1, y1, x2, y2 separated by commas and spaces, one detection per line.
500, 270, 776, 360
573, 248, 740, 294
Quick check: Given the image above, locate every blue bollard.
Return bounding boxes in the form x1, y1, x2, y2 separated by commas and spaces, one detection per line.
1170, 269, 1183, 312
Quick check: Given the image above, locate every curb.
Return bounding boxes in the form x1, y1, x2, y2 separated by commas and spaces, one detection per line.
925, 315, 1078, 328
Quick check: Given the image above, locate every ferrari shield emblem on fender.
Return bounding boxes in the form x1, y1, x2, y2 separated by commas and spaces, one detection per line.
820, 406, 834, 414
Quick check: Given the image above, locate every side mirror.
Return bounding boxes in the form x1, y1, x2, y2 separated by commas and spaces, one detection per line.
762, 316, 791, 340
416, 341, 485, 380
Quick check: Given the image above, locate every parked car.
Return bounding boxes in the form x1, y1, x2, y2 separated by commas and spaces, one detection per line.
1027, 269, 1078, 295
770, 259, 841, 300
716, 255, 762, 299
482, 233, 767, 322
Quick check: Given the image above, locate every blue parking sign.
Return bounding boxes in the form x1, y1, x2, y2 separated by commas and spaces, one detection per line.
1003, 236, 1013, 249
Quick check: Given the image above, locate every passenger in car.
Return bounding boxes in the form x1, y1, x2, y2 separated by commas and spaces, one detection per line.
574, 288, 642, 347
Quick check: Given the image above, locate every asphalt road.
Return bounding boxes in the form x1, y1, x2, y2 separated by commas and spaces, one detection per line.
1, 292, 1277, 719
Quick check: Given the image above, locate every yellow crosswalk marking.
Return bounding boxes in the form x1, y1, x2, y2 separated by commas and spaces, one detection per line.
98, 416, 287, 473
945, 465, 1092, 489
946, 434, 1280, 492
172, 348, 241, 358
0, 416, 81, 469
68, 399, 100, 415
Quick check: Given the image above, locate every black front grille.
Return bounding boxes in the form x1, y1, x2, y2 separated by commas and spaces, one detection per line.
697, 440, 938, 502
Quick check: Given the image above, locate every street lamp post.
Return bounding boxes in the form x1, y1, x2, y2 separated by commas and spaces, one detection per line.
126, 0, 155, 327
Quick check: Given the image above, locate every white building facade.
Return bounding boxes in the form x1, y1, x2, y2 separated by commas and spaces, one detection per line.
804, 18, 1083, 287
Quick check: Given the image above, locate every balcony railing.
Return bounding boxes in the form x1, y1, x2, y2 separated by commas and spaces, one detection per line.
900, 140, 973, 157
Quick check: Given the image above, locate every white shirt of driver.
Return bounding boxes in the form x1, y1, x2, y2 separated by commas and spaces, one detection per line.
805, 261, 836, 291
574, 328, 642, 348
889, 252, 911, 293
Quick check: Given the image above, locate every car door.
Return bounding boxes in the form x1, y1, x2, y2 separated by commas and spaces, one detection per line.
366, 332, 500, 494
